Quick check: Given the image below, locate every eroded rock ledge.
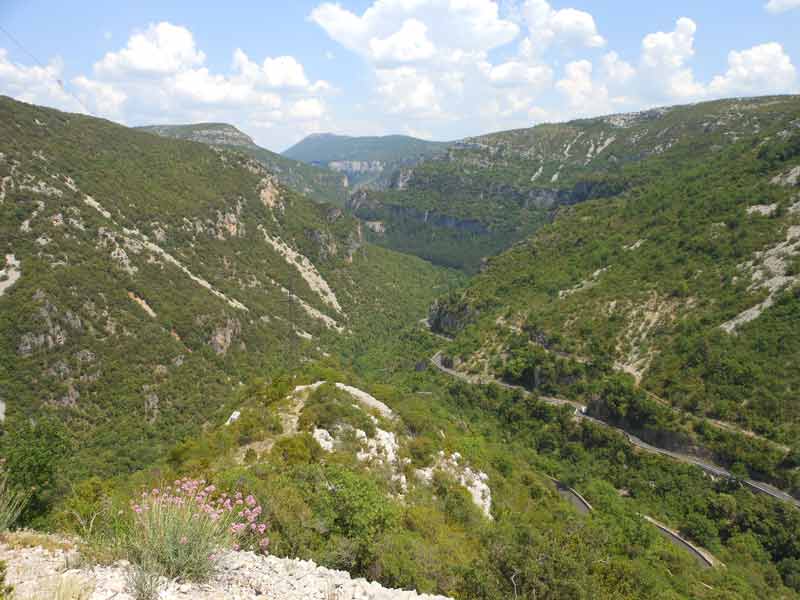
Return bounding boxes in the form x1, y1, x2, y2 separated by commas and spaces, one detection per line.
1, 541, 452, 600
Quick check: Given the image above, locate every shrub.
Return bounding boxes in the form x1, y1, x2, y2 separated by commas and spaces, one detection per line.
0, 472, 29, 532
126, 562, 161, 600
125, 478, 269, 582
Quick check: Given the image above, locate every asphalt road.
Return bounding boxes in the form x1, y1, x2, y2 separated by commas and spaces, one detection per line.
429, 352, 800, 510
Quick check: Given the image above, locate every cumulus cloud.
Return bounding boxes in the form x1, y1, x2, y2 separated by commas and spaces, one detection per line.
375, 66, 442, 117
310, 0, 519, 64
73, 76, 127, 118
0, 49, 83, 113
369, 19, 436, 63
289, 98, 326, 119
765, 0, 800, 13
639, 17, 705, 100
709, 43, 797, 95
95, 22, 205, 77
556, 60, 610, 113
602, 51, 635, 85
482, 60, 553, 89
34, 22, 331, 148
310, 0, 530, 126
521, 0, 605, 53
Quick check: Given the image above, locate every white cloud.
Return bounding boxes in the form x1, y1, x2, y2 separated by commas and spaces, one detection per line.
231, 50, 322, 90
95, 22, 205, 77
765, 0, 800, 13
73, 76, 127, 118
556, 59, 609, 112
602, 51, 635, 85
310, 0, 519, 63
521, 0, 605, 53
482, 60, 553, 89
67, 22, 329, 148
369, 19, 436, 63
289, 98, 325, 119
639, 17, 705, 100
709, 42, 797, 95
0, 49, 82, 113
375, 66, 442, 117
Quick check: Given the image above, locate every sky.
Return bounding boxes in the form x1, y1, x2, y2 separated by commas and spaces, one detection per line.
1, 0, 799, 152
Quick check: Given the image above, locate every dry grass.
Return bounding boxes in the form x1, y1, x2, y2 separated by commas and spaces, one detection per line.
0, 530, 73, 554
21, 573, 94, 600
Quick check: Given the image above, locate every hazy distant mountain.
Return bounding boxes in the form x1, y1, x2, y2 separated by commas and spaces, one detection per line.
283, 133, 451, 189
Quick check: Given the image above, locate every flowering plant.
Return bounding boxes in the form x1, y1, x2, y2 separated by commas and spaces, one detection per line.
126, 478, 269, 581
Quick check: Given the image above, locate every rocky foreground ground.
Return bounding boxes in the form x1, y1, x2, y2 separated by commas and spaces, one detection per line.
0, 539, 451, 600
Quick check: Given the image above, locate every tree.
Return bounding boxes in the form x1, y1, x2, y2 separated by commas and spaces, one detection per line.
1, 415, 70, 523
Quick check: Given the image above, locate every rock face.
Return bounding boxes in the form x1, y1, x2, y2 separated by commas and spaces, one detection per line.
427, 294, 475, 336
143, 123, 256, 148
210, 318, 242, 355
348, 191, 488, 235
0, 542, 453, 600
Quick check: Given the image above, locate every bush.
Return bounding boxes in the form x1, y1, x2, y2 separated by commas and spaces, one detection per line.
0, 472, 29, 532
125, 478, 269, 581
126, 562, 161, 600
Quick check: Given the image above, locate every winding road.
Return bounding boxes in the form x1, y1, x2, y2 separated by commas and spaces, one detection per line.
429, 352, 800, 510
547, 477, 720, 569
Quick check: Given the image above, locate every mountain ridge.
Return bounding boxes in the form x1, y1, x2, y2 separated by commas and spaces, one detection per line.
284, 132, 451, 190
351, 94, 800, 271
137, 122, 349, 206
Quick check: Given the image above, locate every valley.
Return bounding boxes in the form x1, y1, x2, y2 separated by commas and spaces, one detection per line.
1, 93, 800, 599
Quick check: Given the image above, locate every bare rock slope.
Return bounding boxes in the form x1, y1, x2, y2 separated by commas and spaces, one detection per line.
1, 541, 451, 600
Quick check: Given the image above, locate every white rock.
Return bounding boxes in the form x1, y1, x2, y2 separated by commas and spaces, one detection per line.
747, 203, 778, 216
313, 427, 335, 451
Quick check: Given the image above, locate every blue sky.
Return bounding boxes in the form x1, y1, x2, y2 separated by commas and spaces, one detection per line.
1, 0, 799, 151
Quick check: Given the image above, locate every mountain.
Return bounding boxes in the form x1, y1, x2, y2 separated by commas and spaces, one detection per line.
3, 95, 800, 600
283, 133, 450, 189
351, 96, 800, 272
427, 94, 800, 494
137, 123, 349, 206
0, 96, 456, 489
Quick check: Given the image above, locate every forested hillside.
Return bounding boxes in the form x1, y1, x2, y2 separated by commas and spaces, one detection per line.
355, 96, 800, 272
3, 94, 800, 600
138, 123, 349, 206
0, 96, 456, 502
428, 95, 800, 496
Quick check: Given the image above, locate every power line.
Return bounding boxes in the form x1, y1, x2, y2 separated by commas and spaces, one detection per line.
0, 24, 92, 115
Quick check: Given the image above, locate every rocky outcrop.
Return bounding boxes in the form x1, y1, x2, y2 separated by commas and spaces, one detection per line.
144, 124, 257, 148
0, 541, 452, 600
210, 318, 241, 355
428, 293, 476, 336
348, 192, 488, 235
414, 451, 492, 519
348, 177, 623, 239
0, 254, 21, 296
328, 160, 385, 174
390, 168, 414, 190
771, 165, 800, 187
